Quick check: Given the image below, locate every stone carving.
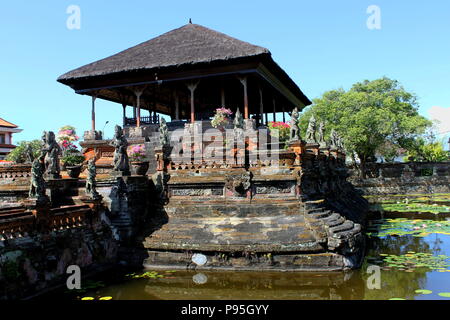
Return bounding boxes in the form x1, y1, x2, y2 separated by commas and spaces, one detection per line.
318, 122, 327, 148
85, 159, 101, 200
25, 143, 34, 164
305, 115, 317, 144
29, 156, 46, 202
42, 131, 61, 179
159, 118, 170, 147
110, 125, 130, 175
225, 171, 252, 196
233, 108, 244, 142
330, 129, 339, 149
336, 133, 344, 150
289, 107, 301, 142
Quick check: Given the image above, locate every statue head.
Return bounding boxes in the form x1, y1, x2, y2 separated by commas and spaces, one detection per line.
291, 107, 299, 120
234, 109, 243, 128
114, 125, 123, 138
46, 131, 56, 144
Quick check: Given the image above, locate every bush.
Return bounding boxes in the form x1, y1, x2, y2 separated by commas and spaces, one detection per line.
61, 150, 85, 167
5, 140, 42, 164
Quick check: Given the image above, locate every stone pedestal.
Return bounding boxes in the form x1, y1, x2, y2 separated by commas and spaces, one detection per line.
288, 139, 306, 166
305, 143, 320, 156
83, 130, 103, 141
111, 170, 131, 178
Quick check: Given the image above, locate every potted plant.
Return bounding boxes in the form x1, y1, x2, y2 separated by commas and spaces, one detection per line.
61, 150, 85, 178
211, 107, 233, 131
268, 121, 291, 149
128, 144, 149, 176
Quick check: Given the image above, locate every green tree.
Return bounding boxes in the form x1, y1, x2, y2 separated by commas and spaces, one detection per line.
299, 77, 432, 177
406, 139, 448, 162
6, 140, 42, 163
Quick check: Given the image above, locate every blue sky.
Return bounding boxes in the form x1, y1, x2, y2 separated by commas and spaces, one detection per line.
1, 0, 449, 147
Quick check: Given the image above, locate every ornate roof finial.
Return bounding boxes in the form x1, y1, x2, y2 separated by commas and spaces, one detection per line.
189, 18, 192, 24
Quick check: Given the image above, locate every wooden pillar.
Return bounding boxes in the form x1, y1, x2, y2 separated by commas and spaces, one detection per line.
91, 95, 97, 131
239, 76, 249, 119
282, 106, 286, 123
221, 86, 225, 107
259, 87, 264, 126
272, 98, 276, 122
122, 103, 126, 126
134, 90, 143, 127
174, 93, 180, 120
187, 81, 199, 123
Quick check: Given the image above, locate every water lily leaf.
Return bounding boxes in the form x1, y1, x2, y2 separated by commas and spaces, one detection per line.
438, 292, 450, 298
99, 296, 113, 300
389, 298, 406, 300
81, 297, 94, 300
415, 289, 432, 295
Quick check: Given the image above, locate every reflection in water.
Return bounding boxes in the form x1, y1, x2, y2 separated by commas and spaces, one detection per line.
93, 269, 365, 300
37, 218, 450, 300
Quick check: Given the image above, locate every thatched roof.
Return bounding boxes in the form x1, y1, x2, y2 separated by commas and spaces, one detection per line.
58, 23, 270, 83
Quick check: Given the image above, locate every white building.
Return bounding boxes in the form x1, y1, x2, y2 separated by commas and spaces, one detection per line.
0, 118, 22, 160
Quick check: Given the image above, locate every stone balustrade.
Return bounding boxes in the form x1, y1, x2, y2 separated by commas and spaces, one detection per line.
0, 204, 96, 240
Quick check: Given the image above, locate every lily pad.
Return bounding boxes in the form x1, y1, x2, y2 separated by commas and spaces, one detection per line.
81, 297, 94, 300
415, 289, 432, 295
438, 292, 450, 298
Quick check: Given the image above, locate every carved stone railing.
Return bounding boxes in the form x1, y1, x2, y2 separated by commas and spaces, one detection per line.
0, 204, 95, 241
347, 162, 450, 179
0, 164, 32, 181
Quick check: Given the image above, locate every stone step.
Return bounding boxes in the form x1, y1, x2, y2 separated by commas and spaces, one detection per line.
329, 220, 355, 234
145, 215, 321, 252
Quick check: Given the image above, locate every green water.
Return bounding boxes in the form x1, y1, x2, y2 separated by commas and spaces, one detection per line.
64, 214, 450, 301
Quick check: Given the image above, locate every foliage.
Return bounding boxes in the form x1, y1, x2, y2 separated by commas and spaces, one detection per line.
61, 148, 85, 167
380, 252, 450, 271
211, 107, 233, 129
125, 270, 176, 279
5, 140, 42, 163
268, 121, 290, 144
406, 139, 448, 162
367, 218, 450, 238
298, 77, 432, 175
128, 144, 146, 162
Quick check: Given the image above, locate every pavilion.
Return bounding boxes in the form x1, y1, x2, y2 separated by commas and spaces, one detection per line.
58, 23, 311, 133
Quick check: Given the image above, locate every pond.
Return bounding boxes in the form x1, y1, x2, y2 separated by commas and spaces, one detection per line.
40, 199, 450, 301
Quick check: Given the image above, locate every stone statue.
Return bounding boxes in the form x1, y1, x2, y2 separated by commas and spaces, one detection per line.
318, 122, 327, 148
289, 108, 301, 141
305, 115, 317, 144
25, 143, 34, 164
42, 131, 61, 179
159, 118, 169, 147
85, 158, 101, 200
330, 129, 339, 149
234, 108, 244, 129
29, 156, 46, 202
110, 125, 130, 175
233, 108, 244, 142
336, 132, 345, 150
